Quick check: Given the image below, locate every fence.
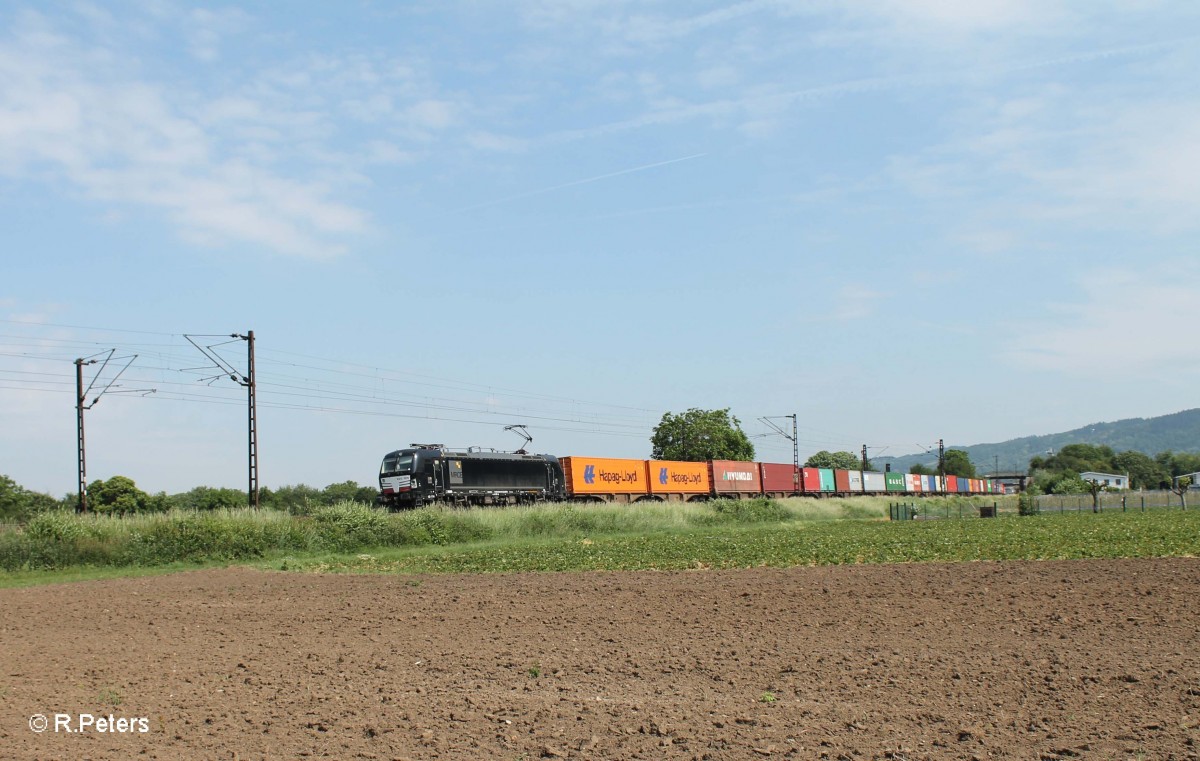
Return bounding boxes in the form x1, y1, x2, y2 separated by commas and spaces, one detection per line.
888, 501, 1001, 520
1032, 490, 1189, 513
888, 490, 1189, 520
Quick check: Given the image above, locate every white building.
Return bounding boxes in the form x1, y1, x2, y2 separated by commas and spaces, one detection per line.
1177, 472, 1200, 490
1080, 472, 1130, 490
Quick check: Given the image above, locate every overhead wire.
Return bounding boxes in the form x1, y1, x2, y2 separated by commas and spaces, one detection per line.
2, 321, 901, 451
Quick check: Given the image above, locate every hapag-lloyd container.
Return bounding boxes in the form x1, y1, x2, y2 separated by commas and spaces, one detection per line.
648, 460, 711, 495
561, 457, 649, 497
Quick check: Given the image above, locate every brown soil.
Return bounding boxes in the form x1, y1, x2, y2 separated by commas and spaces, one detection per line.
2, 559, 1198, 760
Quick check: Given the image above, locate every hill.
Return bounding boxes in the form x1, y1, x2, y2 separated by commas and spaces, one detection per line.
878, 408, 1200, 475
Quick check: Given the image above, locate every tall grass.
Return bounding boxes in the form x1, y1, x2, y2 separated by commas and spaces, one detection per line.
0, 495, 1002, 573
0, 499, 772, 571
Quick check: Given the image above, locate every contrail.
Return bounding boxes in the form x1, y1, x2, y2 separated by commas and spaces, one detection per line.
451, 153, 708, 213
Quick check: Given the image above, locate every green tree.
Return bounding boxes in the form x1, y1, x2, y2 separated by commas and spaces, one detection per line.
1082, 476, 1105, 513
0, 475, 28, 522
0, 475, 57, 522
909, 463, 935, 476
1171, 475, 1192, 509
1113, 450, 1170, 490
943, 449, 976, 478
321, 480, 378, 505
1156, 451, 1200, 479
172, 486, 248, 511
1050, 474, 1090, 496
650, 408, 754, 461
805, 451, 863, 470
268, 483, 323, 514
1032, 444, 1116, 476
88, 476, 155, 515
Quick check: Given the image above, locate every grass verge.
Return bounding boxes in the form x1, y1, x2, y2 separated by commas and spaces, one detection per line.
0, 498, 843, 574
5, 498, 1188, 587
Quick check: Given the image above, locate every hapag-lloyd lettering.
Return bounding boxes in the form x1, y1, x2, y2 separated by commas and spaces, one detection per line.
597, 469, 640, 484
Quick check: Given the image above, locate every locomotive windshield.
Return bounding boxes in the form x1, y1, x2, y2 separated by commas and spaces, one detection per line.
380, 452, 414, 476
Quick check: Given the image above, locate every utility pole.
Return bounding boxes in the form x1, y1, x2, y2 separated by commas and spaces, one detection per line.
75, 358, 94, 513
861, 444, 868, 471
244, 331, 258, 509
792, 414, 798, 492
184, 331, 259, 508
72, 351, 146, 513
938, 438, 945, 493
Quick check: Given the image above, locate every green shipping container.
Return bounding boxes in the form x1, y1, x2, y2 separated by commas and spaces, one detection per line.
818, 468, 835, 491
885, 472, 905, 492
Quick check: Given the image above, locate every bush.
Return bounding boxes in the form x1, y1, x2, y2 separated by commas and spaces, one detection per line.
702, 498, 789, 524
1017, 491, 1039, 516
312, 502, 391, 551
25, 512, 88, 542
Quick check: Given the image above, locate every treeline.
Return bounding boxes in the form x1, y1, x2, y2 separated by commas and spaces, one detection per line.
1028, 444, 1200, 493
803, 449, 977, 478
0, 474, 379, 524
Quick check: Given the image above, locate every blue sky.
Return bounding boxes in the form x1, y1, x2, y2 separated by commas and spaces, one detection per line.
2, 1, 1199, 495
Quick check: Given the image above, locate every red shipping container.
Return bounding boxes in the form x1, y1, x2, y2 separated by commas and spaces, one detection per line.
710, 460, 762, 495
801, 467, 821, 493
834, 469, 851, 492
945, 475, 958, 492
759, 462, 800, 493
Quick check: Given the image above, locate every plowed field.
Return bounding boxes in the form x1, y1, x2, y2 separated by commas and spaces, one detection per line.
2, 559, 1198, 760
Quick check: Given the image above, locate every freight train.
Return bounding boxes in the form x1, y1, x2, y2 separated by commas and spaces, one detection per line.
378, 444, 1000, 509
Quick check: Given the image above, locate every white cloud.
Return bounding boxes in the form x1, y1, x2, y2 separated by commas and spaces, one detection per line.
185, 7, 250, 62
407, 99, 457, 131
466, 131, 528, 153
832, 284, 883, 321
0, 14, 369, 258
1032, 101, 1200, 234
1007, 263, 1200, 375
846, 0, 1055, 33
888, 69, 1200, 237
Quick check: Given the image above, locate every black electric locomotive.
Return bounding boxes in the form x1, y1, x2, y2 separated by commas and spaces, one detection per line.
378, 444, 566, 509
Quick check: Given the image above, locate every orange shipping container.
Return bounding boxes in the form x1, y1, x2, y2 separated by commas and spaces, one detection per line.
561, 457, 650, 496
648, 460, 711, 495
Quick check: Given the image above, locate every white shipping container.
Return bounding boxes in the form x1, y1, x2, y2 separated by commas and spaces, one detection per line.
847, 471, 864, 492
863, 472, 886, 492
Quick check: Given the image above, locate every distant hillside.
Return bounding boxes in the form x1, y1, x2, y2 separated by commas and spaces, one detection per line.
879, 409, 1200, 475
